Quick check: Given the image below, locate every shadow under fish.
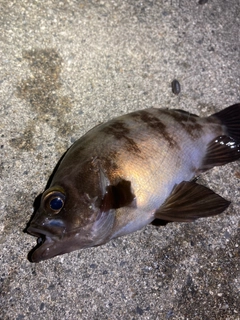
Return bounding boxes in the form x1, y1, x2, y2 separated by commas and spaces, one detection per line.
26, 103, 240, 262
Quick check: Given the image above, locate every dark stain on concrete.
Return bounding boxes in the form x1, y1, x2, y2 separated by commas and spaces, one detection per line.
10, 122, 35, 151
17, 49, 63, 114
12, 48, 74, 152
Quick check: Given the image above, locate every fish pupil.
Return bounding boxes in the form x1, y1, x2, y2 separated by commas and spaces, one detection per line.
50, 197, 64, 211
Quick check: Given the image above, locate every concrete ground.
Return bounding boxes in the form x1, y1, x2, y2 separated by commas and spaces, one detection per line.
0, 0, 239, 319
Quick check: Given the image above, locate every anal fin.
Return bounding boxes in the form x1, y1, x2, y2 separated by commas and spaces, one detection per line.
154, 181, 230, 223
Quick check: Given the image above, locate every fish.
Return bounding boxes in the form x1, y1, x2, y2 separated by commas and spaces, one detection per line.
27, 103, 240, 262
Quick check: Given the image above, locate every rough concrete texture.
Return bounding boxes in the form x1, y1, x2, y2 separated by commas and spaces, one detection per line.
0, 0, 239, 319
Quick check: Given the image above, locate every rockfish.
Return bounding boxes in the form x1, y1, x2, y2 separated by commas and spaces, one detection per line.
27, 103, 240, 262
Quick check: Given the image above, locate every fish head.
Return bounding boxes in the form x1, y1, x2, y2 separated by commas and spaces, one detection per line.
27, 182, 114, 262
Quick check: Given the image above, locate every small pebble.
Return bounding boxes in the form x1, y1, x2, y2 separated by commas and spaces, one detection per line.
171, 79, 181, 95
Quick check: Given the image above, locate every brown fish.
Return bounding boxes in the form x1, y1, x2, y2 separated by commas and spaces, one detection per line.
27, 103, 240, 262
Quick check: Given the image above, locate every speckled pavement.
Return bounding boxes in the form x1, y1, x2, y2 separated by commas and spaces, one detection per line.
1, 1, 239, 319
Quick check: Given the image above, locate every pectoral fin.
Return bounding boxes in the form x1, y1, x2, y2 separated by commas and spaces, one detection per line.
154, 181, 230, 223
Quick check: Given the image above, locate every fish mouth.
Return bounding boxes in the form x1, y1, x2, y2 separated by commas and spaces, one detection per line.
27, 224, 92, 262
27, 225, 62, 263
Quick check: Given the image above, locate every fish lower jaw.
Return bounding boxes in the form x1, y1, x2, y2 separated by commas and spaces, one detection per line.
30, 235, 60, 262
27, 226, 62, 262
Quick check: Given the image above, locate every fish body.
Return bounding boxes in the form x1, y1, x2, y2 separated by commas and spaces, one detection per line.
27, 104, 240, 262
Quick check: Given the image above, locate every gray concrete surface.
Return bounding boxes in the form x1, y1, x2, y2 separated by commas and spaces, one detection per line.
0, 0, 239, 319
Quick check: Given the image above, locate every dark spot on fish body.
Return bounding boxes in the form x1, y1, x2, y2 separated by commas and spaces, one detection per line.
101, 120, 141, 154
124, 136, 141, 153
163, 109, 189, 123
184, 122, 204, 139
130, 110, 178, 148
165, 110, 204, 140
101, 179, 135, 212
102, 120, 130, 138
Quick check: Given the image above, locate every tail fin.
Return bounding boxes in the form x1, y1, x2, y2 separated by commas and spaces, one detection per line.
201, 103, 240, 171
212, 103, 240, 142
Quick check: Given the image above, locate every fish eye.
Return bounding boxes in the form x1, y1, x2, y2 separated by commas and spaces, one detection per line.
50, 196, 64, 210
43, 191, 65, 214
